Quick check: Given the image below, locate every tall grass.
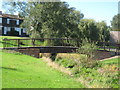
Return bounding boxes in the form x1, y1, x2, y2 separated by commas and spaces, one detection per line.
55, 53, 119, 88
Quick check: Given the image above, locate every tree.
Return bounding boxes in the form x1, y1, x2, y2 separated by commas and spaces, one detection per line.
3, 1, 84, 46
78, 19, 99, 41
97, 21, 110, 41
2, 1, 29, 18
111, 14, 120, 31
78, 19, 110, 42
20, 2, 84, 46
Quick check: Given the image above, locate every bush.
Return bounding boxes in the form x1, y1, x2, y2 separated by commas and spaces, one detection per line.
77, 38, 99, 68
79, 38, 98, 59
55, 57, 77, 68
80, 58, 98, 68
72, 65, 119, 88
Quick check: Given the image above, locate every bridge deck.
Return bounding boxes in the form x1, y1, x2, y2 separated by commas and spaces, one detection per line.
3, 46, 78, 49
2, 46, 79, 58
3, 46, 78, 53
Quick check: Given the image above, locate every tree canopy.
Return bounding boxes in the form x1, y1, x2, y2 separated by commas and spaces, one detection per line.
3, 1, 110, 45
111, 14, 120, 31
21, 2, 84, 39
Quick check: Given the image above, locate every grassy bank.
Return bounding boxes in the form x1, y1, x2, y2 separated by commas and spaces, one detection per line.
1, 50, 84, 88
55, 53, 119, 88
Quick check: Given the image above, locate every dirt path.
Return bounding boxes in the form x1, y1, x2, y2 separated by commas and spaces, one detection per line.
99, 55, 120, 61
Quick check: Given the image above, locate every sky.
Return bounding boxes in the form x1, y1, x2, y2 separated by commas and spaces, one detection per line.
67, 1, 118, 26
0, 0, 119, 26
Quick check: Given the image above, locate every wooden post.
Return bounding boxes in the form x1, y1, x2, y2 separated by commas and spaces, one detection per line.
108, 42, 110, 52
18, 39, 20, 48
3, 38, 6, 49
103, 42, 105, 50
115, 46, 117, 55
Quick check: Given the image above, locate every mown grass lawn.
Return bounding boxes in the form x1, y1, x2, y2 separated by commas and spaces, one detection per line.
1, 50, 85, 88
0, 36, 45, 48
0, 36, 29, 48
100, 57, 119, 64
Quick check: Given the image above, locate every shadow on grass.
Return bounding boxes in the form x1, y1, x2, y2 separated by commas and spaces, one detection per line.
0, 67, 23, 72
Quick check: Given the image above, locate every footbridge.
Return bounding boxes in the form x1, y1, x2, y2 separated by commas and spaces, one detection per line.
2, 38, 120, 58
2, 38, 80, 58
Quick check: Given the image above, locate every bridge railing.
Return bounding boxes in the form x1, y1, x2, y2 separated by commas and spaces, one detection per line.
2, 38, 120, 53
2, 38, 82, 48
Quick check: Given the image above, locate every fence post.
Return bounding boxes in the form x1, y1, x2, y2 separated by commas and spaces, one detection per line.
18, 39, 20, 48
3, 38, 6, 49
103, 42, 105, 50
31, 38, 35, 46
108, 41, 110, 51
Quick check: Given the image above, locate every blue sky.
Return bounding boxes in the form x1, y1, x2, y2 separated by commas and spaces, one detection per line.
67, 1, 118, 26
0, 0, 119, 26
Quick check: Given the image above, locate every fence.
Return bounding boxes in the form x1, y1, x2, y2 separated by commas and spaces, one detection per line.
2, 38, 82, 48
2, 38, 120, 50
2, 38, 120, 55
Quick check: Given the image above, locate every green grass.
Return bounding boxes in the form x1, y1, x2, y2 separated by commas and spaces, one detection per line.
55, 53, 119, 88
1, 50, 85, 88
0, 36, 28, 48
0, 36, 24, 41
100, 58, 119, 64
0, 36, 44, 48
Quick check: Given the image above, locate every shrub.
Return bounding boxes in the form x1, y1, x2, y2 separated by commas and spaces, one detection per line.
55, 57, 77, 68
79, 38, 98, 59
77, 38, 99, 68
